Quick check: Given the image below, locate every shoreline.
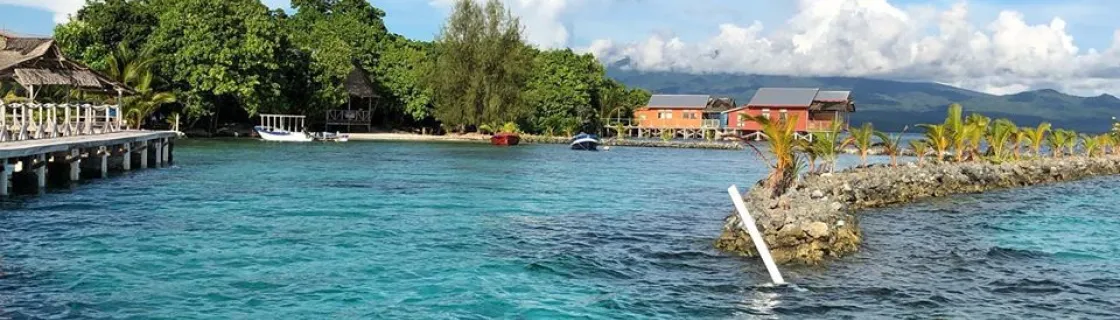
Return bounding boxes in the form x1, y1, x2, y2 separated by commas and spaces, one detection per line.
346, 133, 746, 150
714, 155, 1120, 265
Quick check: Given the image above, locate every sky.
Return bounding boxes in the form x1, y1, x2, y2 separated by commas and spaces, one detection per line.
1, 0, 1119, 96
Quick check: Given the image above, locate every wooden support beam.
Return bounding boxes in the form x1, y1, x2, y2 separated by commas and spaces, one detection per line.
35, 154, 46, 189
99, 147, 108, 178
122, 143, 131, 171
139, 140, 148, 169
69, 149, 80, 181
0, 159, 10, 197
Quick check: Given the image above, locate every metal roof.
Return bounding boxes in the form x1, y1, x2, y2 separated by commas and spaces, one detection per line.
747, 88, 819, 107
814, 90, 851, 102
646, 94, 711, 109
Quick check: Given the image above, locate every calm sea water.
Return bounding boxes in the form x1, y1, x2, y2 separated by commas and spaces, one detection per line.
1, 140, 1118, 319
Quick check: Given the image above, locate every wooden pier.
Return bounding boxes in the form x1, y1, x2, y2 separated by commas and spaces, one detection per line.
1, 103, 178, 197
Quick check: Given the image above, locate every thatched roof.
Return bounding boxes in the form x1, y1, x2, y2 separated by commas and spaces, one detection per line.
0, 33, 131, 93
345, 61, 378, 98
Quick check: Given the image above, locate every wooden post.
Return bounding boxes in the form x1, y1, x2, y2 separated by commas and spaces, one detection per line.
0, 159, 10, 197
35, 154, 46, 189
122, 143, 132, 171
154, 140, 163, 167
140, 140, 148, 169
69, 149, 80, 182
162, 138, 170, 166
99, 147, 109, 178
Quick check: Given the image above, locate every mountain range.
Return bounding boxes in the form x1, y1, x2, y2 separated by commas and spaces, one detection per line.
608, 68, 1120, 132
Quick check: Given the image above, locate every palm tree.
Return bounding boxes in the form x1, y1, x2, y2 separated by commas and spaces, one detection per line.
965, 113, 990, 160
1061, 130, 1079, 156
1082, 134, 1102, 157
1011, 127, 1028, 160
797, 138, 820, 173
919, 124, 951, 163
811, 120, 844, 173
742, 114, 799, 196
909, 139, 929, 166
844, 122, 876, 166
1099, 134, 1116, 156
103, 44, 176, 129
944, 104, 968, 162
874, 127, 907, 167
1047, 129, 1075, 158
986, 119, 1015, 161
1024, 123, 1052, 158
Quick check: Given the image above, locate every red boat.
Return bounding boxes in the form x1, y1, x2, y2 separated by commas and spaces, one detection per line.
490, 133, 521, 146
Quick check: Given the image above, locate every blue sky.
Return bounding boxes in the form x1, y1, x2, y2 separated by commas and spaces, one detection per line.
1, 0, 1119, 95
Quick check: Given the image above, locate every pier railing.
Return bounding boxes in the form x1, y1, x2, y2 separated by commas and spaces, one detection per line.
0, 102, 123, 142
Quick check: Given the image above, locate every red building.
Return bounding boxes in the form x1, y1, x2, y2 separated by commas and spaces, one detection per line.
724, 88, 855, 132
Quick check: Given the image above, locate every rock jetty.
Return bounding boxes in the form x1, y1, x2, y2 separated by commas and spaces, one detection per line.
715, 156, 1120, 265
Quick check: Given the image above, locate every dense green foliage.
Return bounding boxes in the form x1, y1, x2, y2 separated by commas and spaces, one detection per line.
50, 0, 647, 133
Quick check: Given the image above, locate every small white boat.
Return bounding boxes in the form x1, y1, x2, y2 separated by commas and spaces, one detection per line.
313, 131, 350, 142
254, 126, 314, 142
570, 133, 600, 151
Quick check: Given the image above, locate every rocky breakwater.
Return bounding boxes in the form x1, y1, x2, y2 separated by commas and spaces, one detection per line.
715, 155, 1120, 265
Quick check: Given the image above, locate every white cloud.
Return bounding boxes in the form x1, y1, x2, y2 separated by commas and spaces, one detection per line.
0, 0, 84, 23
586, 0, 1120, 96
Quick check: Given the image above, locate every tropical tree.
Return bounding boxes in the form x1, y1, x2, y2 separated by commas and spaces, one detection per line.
429, 0, 533, 131
1011, 127, 1029, 160
920, 124, 951, 163
910, 139, 929, 166
985, 118, 1016, 161
1061, 129, 1079, 156
1100, 134, 1116, 156
1081, 134, 1103, 157
797, 138, 820, 173
944, 104, 968, 162
874, 127, 907, 167
844, 122, 876, 166
810, 120, 844, 173
102, 44, 176, 129
1047, 129, 1075, 158
1024, 123, 1052, 158
742, 114, 799, 196
964, 113, 990, 160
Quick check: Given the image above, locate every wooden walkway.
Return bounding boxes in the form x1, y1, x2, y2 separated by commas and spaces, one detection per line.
0, 131, 178, 159
0, 131, 179, 196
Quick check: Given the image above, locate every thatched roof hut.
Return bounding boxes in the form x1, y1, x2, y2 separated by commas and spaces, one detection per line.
344, 60, 378, 98
0, 31, 131, 96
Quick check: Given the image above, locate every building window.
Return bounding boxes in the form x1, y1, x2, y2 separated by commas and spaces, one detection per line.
658, 111, 673, 119
779, 109, 788, 123
683, 112, 698, 119
762, 108, 771, 120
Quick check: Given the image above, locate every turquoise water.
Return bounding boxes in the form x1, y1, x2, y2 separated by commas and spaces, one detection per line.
2, 140, 1119, 319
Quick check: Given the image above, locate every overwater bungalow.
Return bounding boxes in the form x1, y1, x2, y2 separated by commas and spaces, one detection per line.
622, 88, 854, 140
724, 88, 856, 133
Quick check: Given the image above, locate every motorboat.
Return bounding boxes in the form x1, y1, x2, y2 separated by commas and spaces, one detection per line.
253, 125, 314, 142
570, 133, 600, 151
313, 131, 350, 142
491, 133, 521, 146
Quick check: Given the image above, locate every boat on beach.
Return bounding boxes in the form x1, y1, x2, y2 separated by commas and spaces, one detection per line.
490, 133, 521, 146
570, 133, 600, 151
313, 131, 350, 142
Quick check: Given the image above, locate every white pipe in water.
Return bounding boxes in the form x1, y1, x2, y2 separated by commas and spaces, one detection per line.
728, 185, 786, 285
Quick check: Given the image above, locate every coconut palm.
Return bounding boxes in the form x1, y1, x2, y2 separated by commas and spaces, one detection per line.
1101, 134, 1116, 155
1047, 129, 1075, 158
1024, 123, 1052, 158
844, 122, 876, 167
1061, 130, 1079, 156
910, 139, 929, 166
944, 104, 968, 162
742, 114, 799, 196
986, 118, 1015, 161
1082, 134, 1103, 157
874, 127, 907, 167
797, 138, 820, 173
1011, 127, 1029, 160
103, 44, 176, 129
965, 113, 991, 160
811, 120, 844, 173
919, 124, 951, 163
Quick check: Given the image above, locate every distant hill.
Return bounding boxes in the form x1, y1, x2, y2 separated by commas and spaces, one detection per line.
608, 69, 1120, 132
